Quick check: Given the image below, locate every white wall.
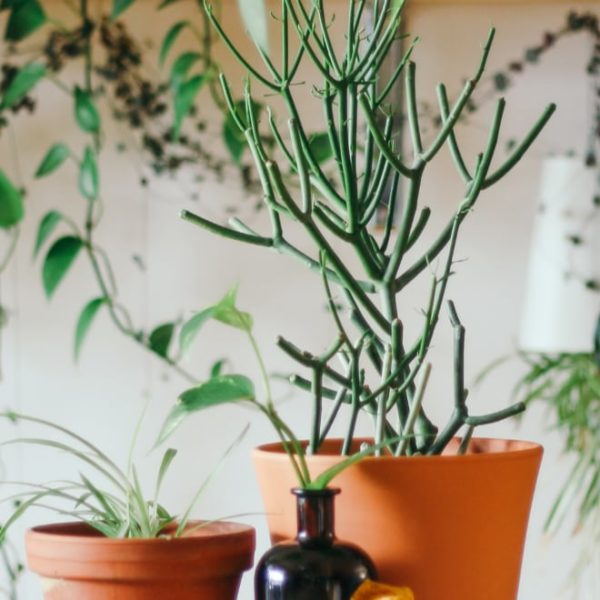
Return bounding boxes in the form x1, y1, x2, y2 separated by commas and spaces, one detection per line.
0, 1, 598, 598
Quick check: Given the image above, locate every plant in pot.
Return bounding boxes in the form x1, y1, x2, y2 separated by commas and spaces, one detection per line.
0, 412, 255, 600
153, 0, 557, 598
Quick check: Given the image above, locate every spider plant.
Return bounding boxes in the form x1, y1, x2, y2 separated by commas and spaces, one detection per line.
0, 411, 247, 540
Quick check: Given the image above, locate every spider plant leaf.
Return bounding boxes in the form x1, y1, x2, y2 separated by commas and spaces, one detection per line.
74, 87, 100, 133
35, 143, 70, 178
307, 437, 404, 490
42, 236, 83, 298
79, 474, 120, 523
176, 424, 249, 536
0, 61, 45, 109
74, 297, 106, 361
154, 448, 177, 500
33, 210, 63, 258
0, 168, 24, 229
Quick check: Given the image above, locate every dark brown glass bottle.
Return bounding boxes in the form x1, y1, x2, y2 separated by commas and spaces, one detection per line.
255, 488, 376, 600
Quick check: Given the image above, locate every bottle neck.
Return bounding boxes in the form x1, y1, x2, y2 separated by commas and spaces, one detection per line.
293, 488, 339, 547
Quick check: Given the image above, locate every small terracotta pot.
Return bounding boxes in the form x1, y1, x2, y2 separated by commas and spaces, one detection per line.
25, 520, 255, 600
253, 437, 543, 600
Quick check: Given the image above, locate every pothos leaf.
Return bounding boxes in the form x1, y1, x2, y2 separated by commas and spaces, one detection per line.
173, 74, 204, 139
149, 322, 175, 358
179, 286, 252, 354
0, 61, 45, 109
42, 236, 83, 298
111, 0, 134, 19
236, 0, 269, 54
35, 143, 70, 178
74, 87, 100, 133
156, 375, 255, 445
0, 168, 24, 228
4, 0, 46, 41
74, 297, 106, 361
79, 146, 98, 200
159, 21, 188, 66
33, 210, 62, 258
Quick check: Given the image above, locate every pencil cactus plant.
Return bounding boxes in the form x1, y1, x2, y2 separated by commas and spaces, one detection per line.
176, 0, 556, 458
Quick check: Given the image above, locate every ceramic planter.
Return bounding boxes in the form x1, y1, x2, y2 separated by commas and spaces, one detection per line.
253, 437, 543, 600
25, 520, 255, 600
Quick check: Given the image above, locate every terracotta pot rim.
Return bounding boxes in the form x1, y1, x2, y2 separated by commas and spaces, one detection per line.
26, 520, 254, 546
253, 437, 542, 464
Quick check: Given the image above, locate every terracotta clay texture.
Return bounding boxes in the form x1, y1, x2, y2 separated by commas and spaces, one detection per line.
26, 520, 255, 600
253, 438, 543, 600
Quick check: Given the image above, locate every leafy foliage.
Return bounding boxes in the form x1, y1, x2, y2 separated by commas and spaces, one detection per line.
0, 412, 247, 540
33, 210, 62, 257
0, 61, 45, 109
0, 169, 24, 228
4, 0, 47, 42
514, 351, 600, 533
42, 236, 83, 298
74, 297, 106, 360
35, 143, 70, 178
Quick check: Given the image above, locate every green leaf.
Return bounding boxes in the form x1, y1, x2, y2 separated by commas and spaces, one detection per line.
179, 287, 252, 354
210, 358, 227, 378
74, 297, 106, 361
111, 0, 134, 18
5, 0, 46, 41
35, 143, 70, 178
42, 236, 83, 298
308, 132, 333, 164
0, 169, 24, 228
159, 21, 188, 66
149, 322, 175, 358
79, 146, 98, 201
74, 87, 100, 133
223, 99, 263, 164
170, 52, 202, 86
0, 61, 45, 109
173, 74, 204, 139
156, 375, 254, 445
33, 210, 62, 258
158, 0, 181, 8
155, 448, 177, 498
236, 0, 269, 54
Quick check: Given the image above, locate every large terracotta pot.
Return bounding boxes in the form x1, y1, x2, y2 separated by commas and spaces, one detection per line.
253, 437, 543, 600
25, 520, 255, 600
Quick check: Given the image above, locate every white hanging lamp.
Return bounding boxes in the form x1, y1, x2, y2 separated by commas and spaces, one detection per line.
519, 155, 600, 354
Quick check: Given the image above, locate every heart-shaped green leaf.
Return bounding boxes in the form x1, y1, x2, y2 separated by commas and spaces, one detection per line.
74, 297, 106, 360
79, 146, 98, 200
156, 375, 255, 445
42, 236, 83, 298
33, 210, 62, 258
111, 0, 134, 19
4, 0, 46, 41
0, 169, 24, 228
1, 61, 45, 109
308, 132, 333, 165
160, 21, 188, 66
35, 143, 70, 178
173, 74, 204, 139
74, 87, 100, 133
148, 322, 175, 359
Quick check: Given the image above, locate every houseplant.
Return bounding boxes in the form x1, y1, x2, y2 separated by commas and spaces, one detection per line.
156, 0, 557, 597
0, 411, 255, 600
